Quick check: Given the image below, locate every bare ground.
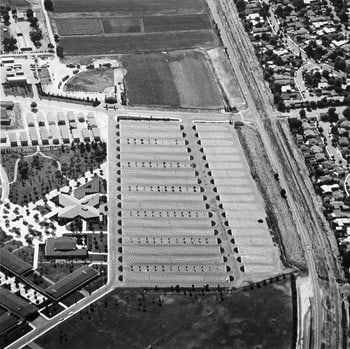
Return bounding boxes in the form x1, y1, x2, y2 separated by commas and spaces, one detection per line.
237, 125, 307, 271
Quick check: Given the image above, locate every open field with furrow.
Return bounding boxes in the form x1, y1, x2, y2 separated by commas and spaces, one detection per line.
102, 17, 142, 34
55, 18, 103, 36
60, 30, 217, 55
51, 0, 204, 14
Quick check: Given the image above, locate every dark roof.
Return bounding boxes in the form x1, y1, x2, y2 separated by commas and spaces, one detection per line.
0, 248, 33, 275
0, 312, 19, 335
74, 175, 105, 200
0, 287, 38, 319
45, 237, 88, 258
45, 265, 98, 300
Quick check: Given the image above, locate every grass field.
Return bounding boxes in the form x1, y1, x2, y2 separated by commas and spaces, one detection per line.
122, 53, 180, 107
143, 14, 210, 32
36, 279, 293, 349
169, 50, 223, 109
60, 30, 217, 55
56, 18, 103, 36
102, 17, 142, 34
64, 68, 114, 92
122, 50, 223, 109
52, 0, 204, 14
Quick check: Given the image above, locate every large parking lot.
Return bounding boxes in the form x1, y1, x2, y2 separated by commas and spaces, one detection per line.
112, 118, 282, 287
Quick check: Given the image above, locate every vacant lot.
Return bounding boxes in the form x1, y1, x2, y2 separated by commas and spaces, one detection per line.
122, 53, 180, 106
52, 0, 204, 14
55, 18, 103, 36
36, 279, 293, 349
102, 17, 142, 34
169, 50, 223, 109
60, 30, 217, 55
143, 14, 210, 32
64, 68, 114, 92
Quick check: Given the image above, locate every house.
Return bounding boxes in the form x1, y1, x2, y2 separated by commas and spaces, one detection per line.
49, 125, 60, 145
82, 128, 92, 142
72, 129, 81, 143
92, 128, 100, 141
46, 112, 56, 125
26, 113, 35, 127
8, 132, 17, 147
57, 112, 66, 126
67, 111, 75, 123
36, 112, 46, 127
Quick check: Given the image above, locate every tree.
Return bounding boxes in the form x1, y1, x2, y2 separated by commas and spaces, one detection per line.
44, 0, 54, 11
328, 107, 339, 123
48, 42, 54, 49
26, 8, 33, 19
30, 29, 42, 43
29, 17, 39, 28
343, 107, 350, 120
236, 0, 246, 12
288, 117, 302, 130
56, 46, 64, 58
31, 101, 37, 110
3, 12, 10, 25
299, 109, 306, 119
2, 37, 17, 52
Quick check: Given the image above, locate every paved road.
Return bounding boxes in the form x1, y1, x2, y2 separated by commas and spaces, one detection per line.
0, 163, 10, 201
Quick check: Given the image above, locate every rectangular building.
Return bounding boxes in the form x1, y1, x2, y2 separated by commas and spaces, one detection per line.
0, 248, 32, 275
8, 132, 17, 147
46, 112, 56, 125
49, 125, 60, 144
29, 127, 38, 146
91, 128, 100, 141
87, 113, 97, 128
39, 127, 49, 145
57, 112, 66, 126
59, 125, 70, 144
36, 112, 46, 127
67, 111, 75, 122
81, 128, 91, 142
19, 131, 28, 146
45, 265, 98, 300
26, 112, 35, 127
71, 128, 81, 143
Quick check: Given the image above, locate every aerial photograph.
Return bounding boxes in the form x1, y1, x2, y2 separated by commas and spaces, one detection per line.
0, 0, 349, 348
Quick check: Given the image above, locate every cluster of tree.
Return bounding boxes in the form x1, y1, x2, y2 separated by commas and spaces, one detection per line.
2, 37, 17, 52
1, 7, 10, 25
26, 9, 39, 28
44, 0, 54, 11
56, 45, 64, 58
30, 28, 43, 47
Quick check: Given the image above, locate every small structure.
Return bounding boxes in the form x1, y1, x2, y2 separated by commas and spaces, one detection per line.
46, 112, 56, 125
87, 112, 97, 128
77, 113, 85, 123
91, 128, 100, 141
82, 128, 91, 142
49, 125, 60, 145
8, 132, 17, 147
57, 112, 66, 126
72, 129, 81, 143
67, 111, 75, 123
0, 133, 7, 143
0, 107, 11, 126
59, 125, 70, 144
36, 112, 46, 127
39, 127, 49, 145
19, 131, 28, 146
26, 112, 35, 127
29, 127, 39, 145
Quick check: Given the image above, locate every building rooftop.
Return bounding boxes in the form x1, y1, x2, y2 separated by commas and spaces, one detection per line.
0, 312, 19, 335
0, 248, 32, 275
0, 286, 38, 319
45, 265, 98, 300
44, 236, 87, 258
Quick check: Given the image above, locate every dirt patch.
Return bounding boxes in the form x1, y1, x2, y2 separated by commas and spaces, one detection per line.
237, 126, 306, 271
64, 68, 114, 92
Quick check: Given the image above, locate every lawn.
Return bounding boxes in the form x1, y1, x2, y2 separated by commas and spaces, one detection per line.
0, 152, 21, 182
36, 278, 294, 349
52, 0, 204, 14
13, 245, 34, 265
122, 52, 180, 107
169, 50, 224, 109
55, 18, 103, 36
143, 14, 210, 33
60, 30, 217, 55
102, 17, 142, 34
64, 68, 114, 93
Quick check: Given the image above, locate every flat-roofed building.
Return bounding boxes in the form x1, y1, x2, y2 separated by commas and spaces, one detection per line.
0, 133, 7, 143
45, 265, 98, 300
69, 120, 77, 129
49, 125, 60, 144
29, 127, 38, 145
57, 112, 66, 126
36, 112, 45, 126
39, 127, 49, 145
82, 128, 91, 142
72, 128, 81, 143
0, 312, 20, 336
19, 131, 28, 146
46, 112, 55, 125
8, 132, 17, 147
26, 112, 35, 127
92, 128, 100, 141
87, 113, 97, 128
67, 111, 75, 122
59, 125, 70, 144
45, 236, 88, 259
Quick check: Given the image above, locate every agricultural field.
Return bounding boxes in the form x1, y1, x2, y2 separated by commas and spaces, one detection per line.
59, 30, 217, 55
55, 18, 103, 36
36, 278, 294, 349
122, 50, 223, 109
51, 0, 204, 14
64, 68, 114, 92
102, 17, 142, 34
